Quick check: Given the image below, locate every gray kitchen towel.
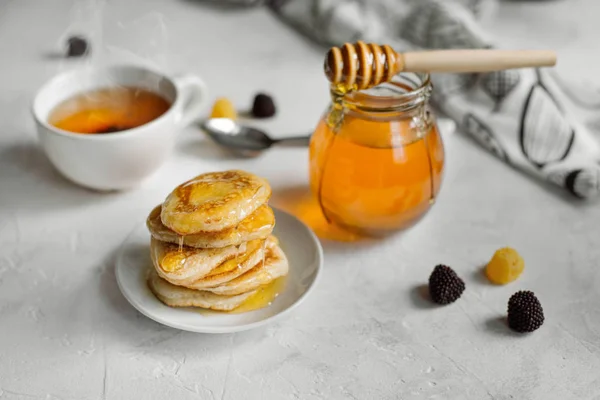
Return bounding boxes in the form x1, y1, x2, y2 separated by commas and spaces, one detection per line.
222, 0, 600, 198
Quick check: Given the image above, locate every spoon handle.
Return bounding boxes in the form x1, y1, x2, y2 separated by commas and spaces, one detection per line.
274, 135, 311, 147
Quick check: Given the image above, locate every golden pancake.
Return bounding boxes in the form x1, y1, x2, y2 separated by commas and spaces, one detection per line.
147, 204, 275, 248
204, 243, 289, 296
183, 236, 278, 290
147, 268, 256, 311
151, 238, 249, 286
160, 170, 271, 234
151, 237, 271, 287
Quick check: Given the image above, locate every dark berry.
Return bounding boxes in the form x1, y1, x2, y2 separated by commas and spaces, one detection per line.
428, 264, 465, 305
507, 291, 544, 333
66, 36, 89, 57
251, 93, 276, 118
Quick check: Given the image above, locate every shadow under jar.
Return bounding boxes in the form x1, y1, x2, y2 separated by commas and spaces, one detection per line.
309, 73, 445, 237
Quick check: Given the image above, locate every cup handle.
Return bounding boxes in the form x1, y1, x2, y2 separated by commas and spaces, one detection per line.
172, 74, 208, 128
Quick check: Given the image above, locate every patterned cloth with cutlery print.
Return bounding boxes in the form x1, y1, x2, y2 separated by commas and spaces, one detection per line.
226, 0, 600, 198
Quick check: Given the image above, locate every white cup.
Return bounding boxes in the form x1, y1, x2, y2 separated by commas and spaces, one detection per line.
32, 65, 208, 191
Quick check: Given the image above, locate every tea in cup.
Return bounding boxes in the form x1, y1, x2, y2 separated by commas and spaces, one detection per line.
32, 65, 208, 190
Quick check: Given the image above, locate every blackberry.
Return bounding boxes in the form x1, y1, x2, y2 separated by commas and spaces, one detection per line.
428, 265, 465, 305
251, 93, 276, 118
66, 36, 89, 57
507, 291, 544, 333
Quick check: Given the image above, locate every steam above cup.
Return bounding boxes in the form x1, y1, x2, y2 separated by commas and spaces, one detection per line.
32, 65, 207, 191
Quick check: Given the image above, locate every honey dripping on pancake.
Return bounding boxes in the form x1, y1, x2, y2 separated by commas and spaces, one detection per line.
228, 276, 287, 314
237, 204, 244, 264
161, 249, 188, 272
234, 217, 241, 270
178, 235, 184, 252
261, 240, 267, 269
233, 199, 247, 269
195, 277, 287, 316
235, 243, 243, 270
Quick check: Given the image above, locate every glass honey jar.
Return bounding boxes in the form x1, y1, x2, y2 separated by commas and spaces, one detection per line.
309, 73, 444, 237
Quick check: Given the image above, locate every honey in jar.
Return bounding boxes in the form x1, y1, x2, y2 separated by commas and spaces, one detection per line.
309, 73, 444, 237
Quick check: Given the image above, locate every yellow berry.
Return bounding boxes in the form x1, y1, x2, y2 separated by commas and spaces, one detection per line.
485, 247, 524, 285
210, 98, 237, 119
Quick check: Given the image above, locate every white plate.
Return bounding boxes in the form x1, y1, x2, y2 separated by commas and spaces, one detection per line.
115, 208, 323, 333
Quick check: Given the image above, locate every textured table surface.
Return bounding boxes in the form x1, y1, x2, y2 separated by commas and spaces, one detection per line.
2, 1, 600, 399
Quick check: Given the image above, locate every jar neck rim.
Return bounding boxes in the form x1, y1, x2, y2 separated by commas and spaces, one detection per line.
332, 73, 432, 113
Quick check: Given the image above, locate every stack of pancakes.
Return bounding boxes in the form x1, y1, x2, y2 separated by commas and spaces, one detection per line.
145, 170, 289, 311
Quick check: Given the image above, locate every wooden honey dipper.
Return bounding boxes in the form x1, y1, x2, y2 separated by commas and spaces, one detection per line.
325, 41, 557, 90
